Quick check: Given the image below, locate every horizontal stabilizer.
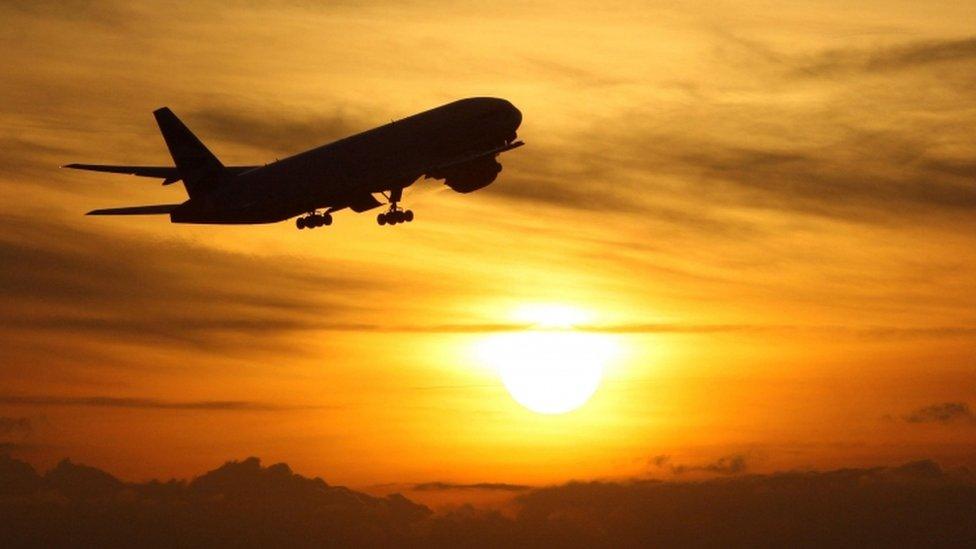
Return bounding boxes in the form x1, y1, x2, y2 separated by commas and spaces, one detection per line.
63, 163, 259, 185
87, 204, 179, 216
64, 163, 177, 178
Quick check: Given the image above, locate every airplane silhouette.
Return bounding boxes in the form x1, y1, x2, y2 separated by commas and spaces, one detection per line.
65, 97, 523, 229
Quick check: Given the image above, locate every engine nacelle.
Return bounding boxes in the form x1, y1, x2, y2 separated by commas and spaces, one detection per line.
439, 157, 502, 193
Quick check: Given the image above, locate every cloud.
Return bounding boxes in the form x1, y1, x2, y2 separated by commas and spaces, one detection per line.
0, 395, 305, 411
672, 453, 748, 475
187, 105, 368, 158
413, 481, 530, 492
648, 454, 670, 468
489, 114, 976, 232
0, 214, 371, 352
481, 33, 976, 233
0, 137, 71, 183
904, 402, 976, 425
0, 455, 431, 546
503, 459, 976, 547
2, 455, 974, 547
800, 36, 976, 77
1, 205, 970, 368
650, 453, 750, 476
0, 0, 131, 25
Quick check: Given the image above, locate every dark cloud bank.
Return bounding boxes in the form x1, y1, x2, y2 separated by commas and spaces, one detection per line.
1, 455, 975, 547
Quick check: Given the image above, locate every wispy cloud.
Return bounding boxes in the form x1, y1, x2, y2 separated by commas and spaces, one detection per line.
0, 214, 371, 351
0, 395, 309, 411
799, 36, 976, 77
188, 105, 367, 158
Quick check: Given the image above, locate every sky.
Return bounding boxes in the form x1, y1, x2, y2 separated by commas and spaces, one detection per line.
1, 0, 975, 492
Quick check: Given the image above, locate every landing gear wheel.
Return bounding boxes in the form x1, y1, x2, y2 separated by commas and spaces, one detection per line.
379, 186, 414, 226
297, 211, 334, 230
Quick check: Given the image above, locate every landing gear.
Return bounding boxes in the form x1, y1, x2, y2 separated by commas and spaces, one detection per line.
377, 187, 414, 226
377, 208, 413, 226
296, 211, 333, 230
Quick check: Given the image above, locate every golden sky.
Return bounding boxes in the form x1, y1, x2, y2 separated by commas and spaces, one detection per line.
1, 0, 975, 489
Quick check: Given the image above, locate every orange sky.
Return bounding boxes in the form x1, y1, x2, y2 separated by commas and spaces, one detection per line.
1, 0, 975, 489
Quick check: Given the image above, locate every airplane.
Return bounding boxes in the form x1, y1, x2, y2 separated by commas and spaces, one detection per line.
64, 97, 523, 229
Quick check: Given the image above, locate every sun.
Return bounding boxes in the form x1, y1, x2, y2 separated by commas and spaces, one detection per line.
474, 306, 619, 414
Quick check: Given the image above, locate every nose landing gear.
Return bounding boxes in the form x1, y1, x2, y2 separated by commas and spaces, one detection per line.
296, 211, 333, 230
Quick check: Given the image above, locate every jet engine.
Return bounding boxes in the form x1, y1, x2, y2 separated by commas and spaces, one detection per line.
439, 157, 502, 193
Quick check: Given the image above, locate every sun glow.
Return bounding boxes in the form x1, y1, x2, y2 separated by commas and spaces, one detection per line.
512, 304, 591, 329
474, 306, 620, 414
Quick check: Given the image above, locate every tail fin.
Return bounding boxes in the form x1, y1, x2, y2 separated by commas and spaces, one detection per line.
153, 107, 224, 198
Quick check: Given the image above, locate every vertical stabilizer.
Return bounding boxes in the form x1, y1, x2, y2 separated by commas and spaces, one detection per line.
153, 107, 225, 198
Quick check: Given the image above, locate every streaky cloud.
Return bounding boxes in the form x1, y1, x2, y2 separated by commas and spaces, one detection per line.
0, 395, 312, 411
413, 481, 531, 492
800, 36, 976, 77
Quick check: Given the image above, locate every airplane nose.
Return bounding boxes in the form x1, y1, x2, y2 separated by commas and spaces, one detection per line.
504, 102, 522, 131
509, 104, 522, 129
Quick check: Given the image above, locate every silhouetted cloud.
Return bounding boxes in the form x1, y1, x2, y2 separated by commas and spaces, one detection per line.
1, 455, 974, 547
671, 453, 749, 475
648, 454, 670, 468
0, 455, 431, 547
0, 395, 305, 411
649, 453, 750, 476
413, 481, 530, 492
503, 459, 976, 548
904, 402, 976, 425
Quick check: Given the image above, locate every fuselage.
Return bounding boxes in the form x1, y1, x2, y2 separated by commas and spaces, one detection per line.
170, 97, 522, 224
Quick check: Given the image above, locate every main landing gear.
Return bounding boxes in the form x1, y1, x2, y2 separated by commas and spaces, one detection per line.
296, 211, 332, 230
377, 207, 413, 226
377, 187, 413, 226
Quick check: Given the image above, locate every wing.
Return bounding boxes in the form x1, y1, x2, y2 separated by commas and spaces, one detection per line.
63, 164, 260, 185
424, 141, 523, 177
